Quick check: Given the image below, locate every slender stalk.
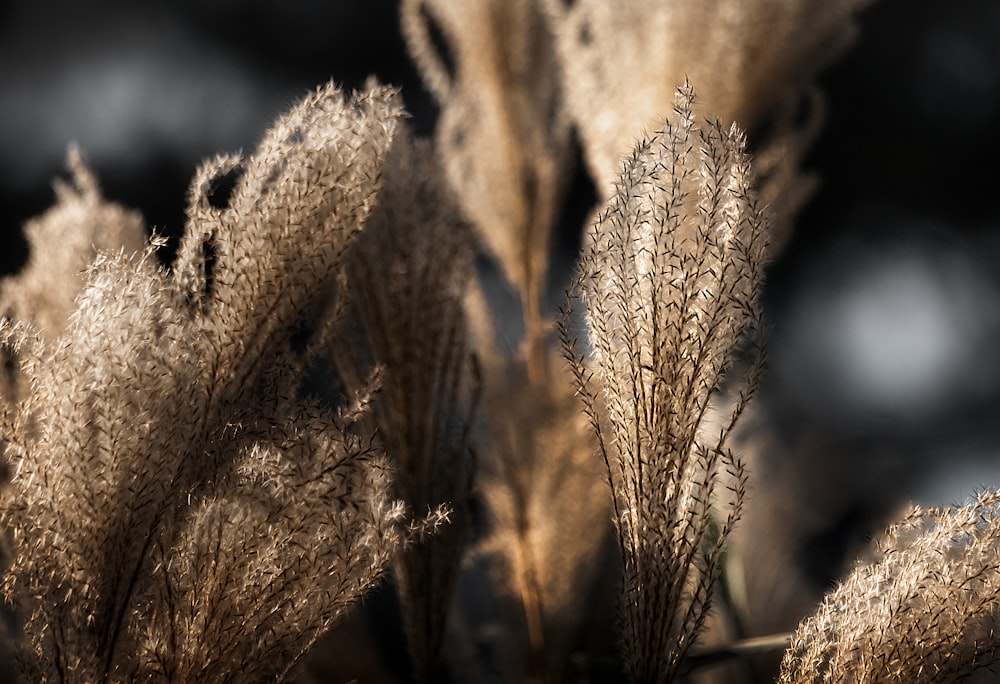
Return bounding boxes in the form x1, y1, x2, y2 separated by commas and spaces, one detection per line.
683, 633, 793, 674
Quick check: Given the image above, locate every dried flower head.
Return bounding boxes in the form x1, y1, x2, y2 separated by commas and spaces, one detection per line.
561, 83, 768, 683
780, 490, 1000, 683
0, 149, 145, 406
474, 343, 612, 681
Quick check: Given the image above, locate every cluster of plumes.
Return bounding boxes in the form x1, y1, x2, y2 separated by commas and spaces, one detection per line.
397, 0, 873, 680
0, 82, 419, 683
541, 0, 869, 253
780, 491, 1000, 683
561, 84, 768, 683
8, 1, 995, 681
328, 126, 478, 682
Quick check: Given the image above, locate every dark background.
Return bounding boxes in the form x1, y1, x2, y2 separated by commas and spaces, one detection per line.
2, 0, 1000, 574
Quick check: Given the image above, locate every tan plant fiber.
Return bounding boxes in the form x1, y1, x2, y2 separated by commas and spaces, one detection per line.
780, 490, 1000, 683
473, 344, 611, 681
329, 125, 478, 682
543, 0, 868, 252
402, 2, 613, 676
401, 0, 572, 358
561, 83, 769, 683
0, 81, 415, 683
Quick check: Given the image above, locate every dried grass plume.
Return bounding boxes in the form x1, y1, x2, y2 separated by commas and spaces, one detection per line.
780, 491, 1000, 683
543, 0, 869, 252
0, 81, 413, 683
401, 0, 571, 355
561, 83, 768, 683
330, 125, 478, 682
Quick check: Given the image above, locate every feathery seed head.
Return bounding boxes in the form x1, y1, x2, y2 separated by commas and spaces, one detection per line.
543, 0, 868, 253
0, 80, 411, 683
562, 82, 768, 683
401, 0, 571, 337
780, 491, 1000, 683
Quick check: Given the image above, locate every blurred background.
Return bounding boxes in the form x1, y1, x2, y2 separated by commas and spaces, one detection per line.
2, 0, 1000, 658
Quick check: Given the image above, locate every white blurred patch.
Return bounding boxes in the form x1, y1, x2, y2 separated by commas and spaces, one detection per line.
775, 229, 1000, 429
830, 258, 970, 410
0, 15, 291, 189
